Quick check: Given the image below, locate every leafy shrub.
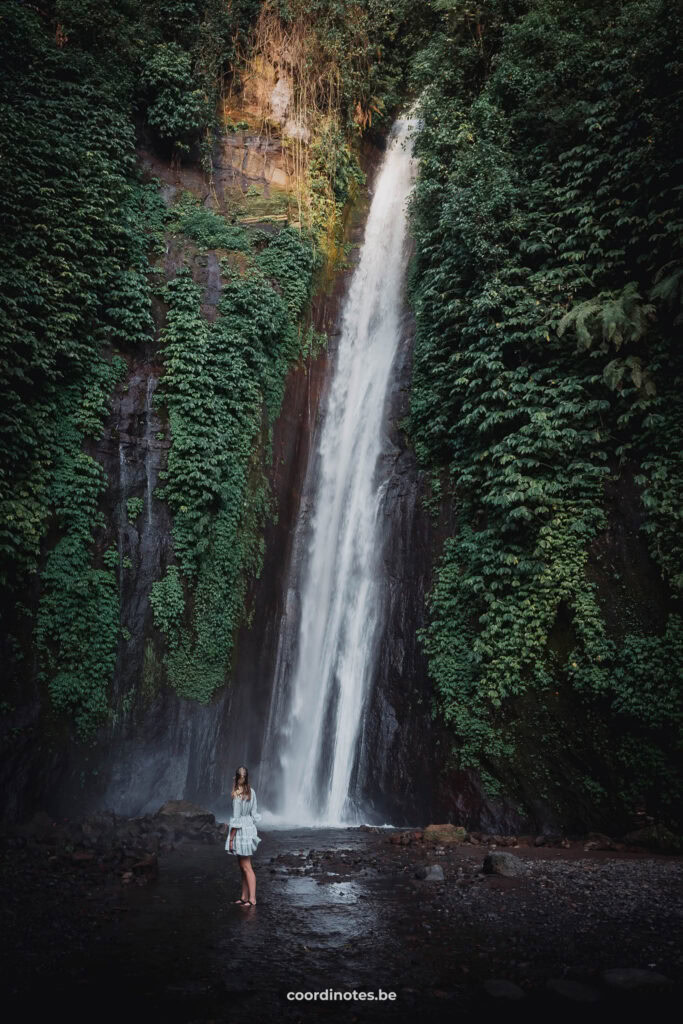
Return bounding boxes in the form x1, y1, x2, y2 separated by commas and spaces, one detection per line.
0, 3, 162, 736
166, 191, 249, 250
140, 42, 208, 152
407, 0, 683, 826
126, 497, 144, 522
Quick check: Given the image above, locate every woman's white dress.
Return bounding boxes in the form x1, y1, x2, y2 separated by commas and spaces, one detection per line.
225, 789, 262, 856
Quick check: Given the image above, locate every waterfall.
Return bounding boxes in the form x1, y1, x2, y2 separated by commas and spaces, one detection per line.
144, 375, 156, 529
262, 113, 418, 825
117, 441, 129, 608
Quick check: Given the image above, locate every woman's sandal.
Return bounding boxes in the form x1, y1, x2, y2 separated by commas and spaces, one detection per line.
233, 898, 247, 905
240, 900, 255, 908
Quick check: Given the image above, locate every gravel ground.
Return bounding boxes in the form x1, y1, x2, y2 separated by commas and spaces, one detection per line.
2, 822, 682, 1023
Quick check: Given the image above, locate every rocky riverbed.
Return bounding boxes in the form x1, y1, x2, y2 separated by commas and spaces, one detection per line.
2, 809, 682, 1022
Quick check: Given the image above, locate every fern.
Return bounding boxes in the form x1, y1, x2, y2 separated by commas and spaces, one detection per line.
558, 282, 655, 352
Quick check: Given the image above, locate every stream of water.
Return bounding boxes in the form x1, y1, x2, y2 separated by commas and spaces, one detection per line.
261, 114, 418, 826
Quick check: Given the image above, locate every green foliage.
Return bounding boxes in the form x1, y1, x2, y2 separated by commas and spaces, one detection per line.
0, 3, 164, 736
255, 227, 318, 318
140, 42, 209, 152
126, 497, 145, 522
149, 565, 186, 635
153, 226, 315, 700
166, 191, 249, 251
408, 0, 683, 826
0, 8, 160, 586
558, 283, 655, 355
300, 326, 329, 359
34, 360, 126, 740
51, 0, 263, 163
307, 120, 365, 258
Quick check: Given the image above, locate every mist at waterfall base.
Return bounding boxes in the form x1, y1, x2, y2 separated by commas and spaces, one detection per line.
256, 114, 419, 828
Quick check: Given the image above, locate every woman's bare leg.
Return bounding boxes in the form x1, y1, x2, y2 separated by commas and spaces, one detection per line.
239, 856, 256, 904
238, 859, 248, 901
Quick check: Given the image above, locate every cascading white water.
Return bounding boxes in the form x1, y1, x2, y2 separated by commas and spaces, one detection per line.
262, 113, 418, 826
117, 442, 129, 607
144, 375, 156, 528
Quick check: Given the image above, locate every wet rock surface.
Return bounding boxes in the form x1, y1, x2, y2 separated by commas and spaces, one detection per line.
483, 851, 527, 876
3, 823, 682, 1022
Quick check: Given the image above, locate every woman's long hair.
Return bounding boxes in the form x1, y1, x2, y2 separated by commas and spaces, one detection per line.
231, 765, 251, 801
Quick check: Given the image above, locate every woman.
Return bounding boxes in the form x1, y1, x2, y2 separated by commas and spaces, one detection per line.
226, 765, 262, 907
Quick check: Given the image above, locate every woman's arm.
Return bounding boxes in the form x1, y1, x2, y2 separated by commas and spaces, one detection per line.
251, 790, 262, 823
228, 796, 243, 850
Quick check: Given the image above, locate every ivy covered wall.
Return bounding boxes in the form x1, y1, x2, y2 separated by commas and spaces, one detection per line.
406, 0, 683, 831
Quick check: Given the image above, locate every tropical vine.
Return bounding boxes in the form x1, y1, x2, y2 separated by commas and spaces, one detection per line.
150, 224, 317, 701
407, 0, 683, 827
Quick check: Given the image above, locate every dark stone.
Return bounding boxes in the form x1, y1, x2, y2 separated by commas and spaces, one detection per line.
156, 800, 215, 825
584, 831, 617, 851
483, 852, 526, 877
414, 864, 444, 881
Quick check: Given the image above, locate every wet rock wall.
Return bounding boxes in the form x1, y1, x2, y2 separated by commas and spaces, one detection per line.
1, 127, 527, 834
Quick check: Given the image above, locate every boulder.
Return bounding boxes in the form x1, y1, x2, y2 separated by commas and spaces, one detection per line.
534, 832, 566, 847
584, 831, 617, 852
155, 801, 217, 840
483, 851, 526, 877
423, 824, 467, 845
414, 864, 445, 882
491, 835, 519, 847
622, 825, 679, 854
156, 800, 215, 825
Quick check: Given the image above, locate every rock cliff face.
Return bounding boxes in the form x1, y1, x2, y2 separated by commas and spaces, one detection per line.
1, 124, 300, 823
0, 133, 371, 824
1, 127, 525, 833
206, 142, 527, 832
